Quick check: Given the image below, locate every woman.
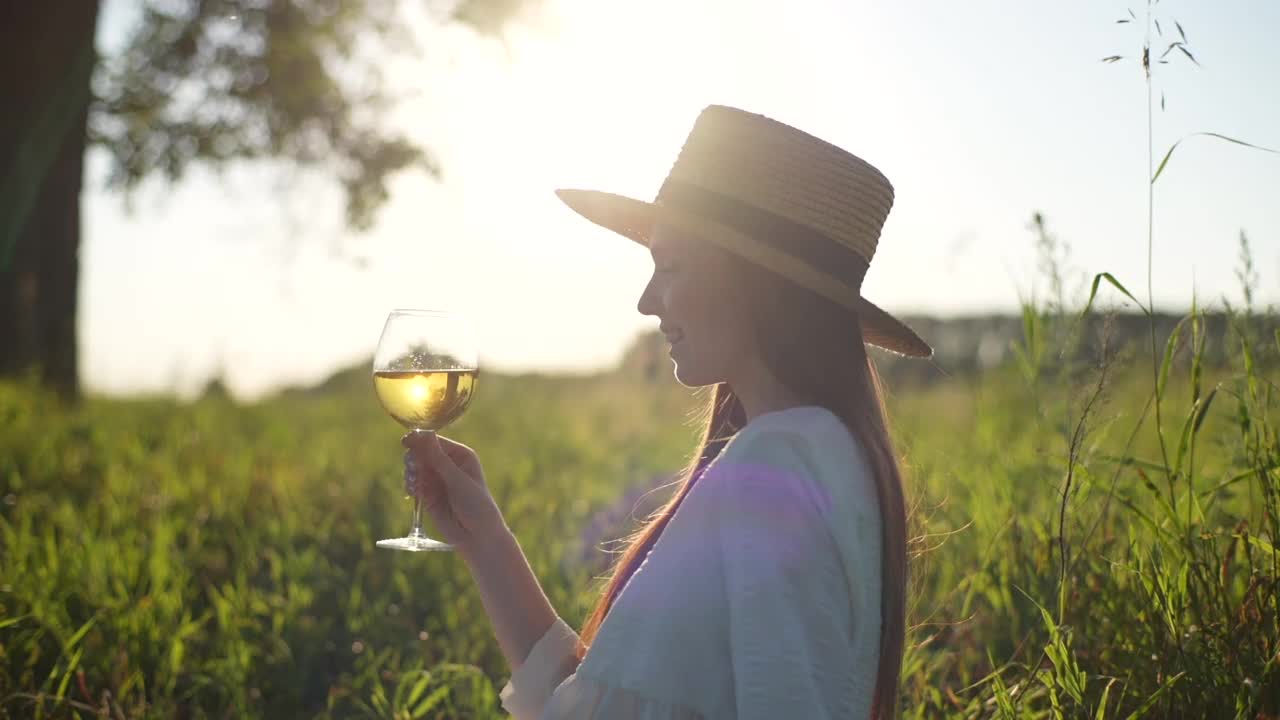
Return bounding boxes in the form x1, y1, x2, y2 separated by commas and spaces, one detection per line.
402, 105, 931, 719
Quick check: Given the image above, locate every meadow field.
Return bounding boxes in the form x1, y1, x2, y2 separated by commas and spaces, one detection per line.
4, 0, 1278, 717
2, 300, 1277, 719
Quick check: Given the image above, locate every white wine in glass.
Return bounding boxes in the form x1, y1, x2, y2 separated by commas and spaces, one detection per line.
372, 309, 479, 552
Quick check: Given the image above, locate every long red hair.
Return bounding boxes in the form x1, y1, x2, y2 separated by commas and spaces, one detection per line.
576, 255, 910, 720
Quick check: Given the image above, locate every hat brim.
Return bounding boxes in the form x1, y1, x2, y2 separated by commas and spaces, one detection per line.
555, 188, 932, 358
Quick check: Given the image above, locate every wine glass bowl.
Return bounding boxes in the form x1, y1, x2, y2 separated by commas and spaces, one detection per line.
372, 309, 479, 552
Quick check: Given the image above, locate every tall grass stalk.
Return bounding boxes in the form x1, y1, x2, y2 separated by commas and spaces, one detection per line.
975, 2, 1280, 717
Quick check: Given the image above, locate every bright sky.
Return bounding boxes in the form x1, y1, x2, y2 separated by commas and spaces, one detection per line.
85, 0, 1280, 399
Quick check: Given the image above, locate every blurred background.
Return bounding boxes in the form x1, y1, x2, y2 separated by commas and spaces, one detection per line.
2, 1, 1279, 718
5, 0, 1279, 400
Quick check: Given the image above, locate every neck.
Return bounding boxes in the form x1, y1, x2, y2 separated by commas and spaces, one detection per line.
730, 356, 810, 423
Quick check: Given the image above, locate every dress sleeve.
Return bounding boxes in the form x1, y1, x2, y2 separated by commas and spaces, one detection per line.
499, 615, 581, 720
705, 429, 860, 719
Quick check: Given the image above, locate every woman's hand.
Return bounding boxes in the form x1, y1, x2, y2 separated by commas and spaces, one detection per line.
401, 430, 507, 554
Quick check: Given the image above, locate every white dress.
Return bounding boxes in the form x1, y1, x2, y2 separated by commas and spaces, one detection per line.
499, 405, 884, 719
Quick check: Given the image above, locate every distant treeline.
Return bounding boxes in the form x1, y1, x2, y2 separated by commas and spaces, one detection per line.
616, 312, 1280, 386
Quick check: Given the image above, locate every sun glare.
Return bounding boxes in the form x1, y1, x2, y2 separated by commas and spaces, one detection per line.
447, 0, 764, 202
410, 378, 428, 402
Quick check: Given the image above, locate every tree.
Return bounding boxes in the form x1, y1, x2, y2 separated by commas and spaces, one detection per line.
0, 0, 529, 399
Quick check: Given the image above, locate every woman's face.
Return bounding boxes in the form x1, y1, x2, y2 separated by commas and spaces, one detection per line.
636, 223, 756, 387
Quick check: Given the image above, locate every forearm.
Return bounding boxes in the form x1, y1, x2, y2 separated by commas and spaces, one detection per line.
460, 526, 562, 673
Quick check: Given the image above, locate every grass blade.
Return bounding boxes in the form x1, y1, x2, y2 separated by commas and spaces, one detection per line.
1199, 463, 1280, 497
411, 686, 452, 717
398, 670, 431, 711
1157, 317, 1187, 399
1174, 389, 1217, 477
1095, 676, 1118, 720
1152, 132, 1280, 184
1247, 533, 1277, 561
55, 646, 84, 700
1082, 272, 1149, 318
0, 615, 27, 630
1123, 672, 1185, 719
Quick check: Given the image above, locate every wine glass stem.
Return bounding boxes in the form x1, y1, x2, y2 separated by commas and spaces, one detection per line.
410, 497, 425, 539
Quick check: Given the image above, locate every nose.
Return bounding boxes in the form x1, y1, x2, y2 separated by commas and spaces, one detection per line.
636, 274, 661, 318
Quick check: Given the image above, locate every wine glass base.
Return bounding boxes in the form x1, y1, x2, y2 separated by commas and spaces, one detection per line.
376, 535, 454, 552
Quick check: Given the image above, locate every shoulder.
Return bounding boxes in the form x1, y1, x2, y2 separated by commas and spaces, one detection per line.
716, 406, 872, 497
690, 406, 881, 544
685, 412, 862, 600
691, 409, 837, 521
735, 405, 864, 464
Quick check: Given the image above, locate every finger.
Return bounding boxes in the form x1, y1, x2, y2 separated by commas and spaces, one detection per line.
401, 429, 436, 449
399, 461, 424, 497
418, 432, 455, 464
441, 442, 474, 466
408, 432, 467, 471
404, 449, 426, 489
434, 434, 467, 453
404, 448, 445, 486
403, 431, 470, 460
403, 433, 450, 471
435, 436, 478, 468
404, 464, 441, 497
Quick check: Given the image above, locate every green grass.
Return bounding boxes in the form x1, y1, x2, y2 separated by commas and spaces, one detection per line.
0, 368, 701, 719
893, 309, 1280, 718
1, 311, 1277, 718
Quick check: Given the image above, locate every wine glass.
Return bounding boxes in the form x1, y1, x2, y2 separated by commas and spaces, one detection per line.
372, 309, 479, 552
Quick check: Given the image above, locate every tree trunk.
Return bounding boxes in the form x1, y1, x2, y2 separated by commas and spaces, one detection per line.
0, 2, 101, 399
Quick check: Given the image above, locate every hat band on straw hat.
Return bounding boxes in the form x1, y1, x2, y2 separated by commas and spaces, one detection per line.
655, 179, 870, 291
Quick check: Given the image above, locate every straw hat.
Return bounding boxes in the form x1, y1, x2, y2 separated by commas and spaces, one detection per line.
556, 104, 932, 358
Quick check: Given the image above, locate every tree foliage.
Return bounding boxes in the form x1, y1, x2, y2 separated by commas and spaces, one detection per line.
90, 0, 527, 229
